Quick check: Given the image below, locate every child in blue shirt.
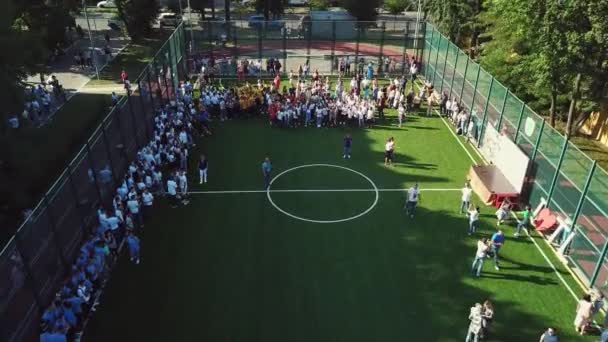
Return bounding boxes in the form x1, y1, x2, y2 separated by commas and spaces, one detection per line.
126, 231, 141, 264
343, 134, 352, 159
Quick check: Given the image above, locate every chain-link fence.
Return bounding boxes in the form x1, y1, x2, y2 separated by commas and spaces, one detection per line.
185, 19, 425, 77
423, 22, 608, 290
0, 24, 185, 342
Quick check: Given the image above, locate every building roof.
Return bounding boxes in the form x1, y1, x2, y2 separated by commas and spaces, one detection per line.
309, 10, 356, 21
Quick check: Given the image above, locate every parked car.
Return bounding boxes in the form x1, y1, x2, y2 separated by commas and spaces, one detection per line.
96, 0, 116, 8
247, 15, 285, 30
287, 0, 309, 6
159, 13, 182, 28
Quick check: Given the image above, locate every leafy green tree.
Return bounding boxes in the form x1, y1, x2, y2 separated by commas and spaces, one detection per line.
115, 0, 160, 40
423, 0, 475, 44
342, 0, 381, 21
310, 0, 330, 11
190, 0, 213, 20
384, 0, 411, 29
166, 0, 186, 14
255, 0, 284, 20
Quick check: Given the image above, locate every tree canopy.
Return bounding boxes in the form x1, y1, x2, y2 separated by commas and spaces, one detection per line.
115, 0, 160, 40
427, 0, 608, 135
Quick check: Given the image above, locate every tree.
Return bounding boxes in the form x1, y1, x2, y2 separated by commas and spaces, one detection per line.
255, 0, 284, 20
115, 0, 160, 40
310, 0, 330, 11
384, 0, 410, 29
0, 1, 48, 126
190, 0, 213, 20
342, 0, 381, 21
423, 0, 475, 44
166, 0, 186, 14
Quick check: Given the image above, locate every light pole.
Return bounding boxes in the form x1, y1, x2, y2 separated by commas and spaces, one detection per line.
82, 0, 100, 80
187, 0, 195, 53
413, 0, 422, 51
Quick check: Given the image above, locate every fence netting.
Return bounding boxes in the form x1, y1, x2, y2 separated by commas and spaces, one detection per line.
0, 23, 186, 341
423, 22, 608, 288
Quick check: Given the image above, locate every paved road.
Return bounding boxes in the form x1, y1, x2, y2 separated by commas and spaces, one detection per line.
25, 8, 129, 125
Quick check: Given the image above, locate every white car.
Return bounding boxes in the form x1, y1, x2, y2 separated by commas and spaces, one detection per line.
158, 13, 183, 28
97, 0, 116, 8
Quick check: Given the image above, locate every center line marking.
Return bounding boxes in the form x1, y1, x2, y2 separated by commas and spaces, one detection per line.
187, 188, 461, 194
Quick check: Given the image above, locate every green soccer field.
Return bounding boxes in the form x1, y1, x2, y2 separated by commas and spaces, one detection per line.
84, 107, 593, 341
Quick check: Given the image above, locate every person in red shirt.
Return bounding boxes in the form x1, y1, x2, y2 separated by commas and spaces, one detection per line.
120, 69, 128, 83
273, 74, 281, 91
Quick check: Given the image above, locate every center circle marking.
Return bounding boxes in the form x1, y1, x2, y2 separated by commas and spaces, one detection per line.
266, 164, 379, 224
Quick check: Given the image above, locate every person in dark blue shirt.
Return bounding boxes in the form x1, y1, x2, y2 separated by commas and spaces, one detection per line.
343, 134, 353, 159
490, 230, 505, 271
262, 157, 273, 190
126, 231, 141, 264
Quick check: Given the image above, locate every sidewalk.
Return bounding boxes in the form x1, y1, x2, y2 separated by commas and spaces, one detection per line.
25, 30, 130, 126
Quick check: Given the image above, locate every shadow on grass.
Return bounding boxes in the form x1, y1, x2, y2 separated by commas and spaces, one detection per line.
83, 115, 583, 341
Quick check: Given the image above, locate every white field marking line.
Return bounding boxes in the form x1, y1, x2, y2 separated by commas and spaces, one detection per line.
266, 164, 380, 224
187, 188, 461, 194
426, 85, 581, 301
511, 213, 579, 301
433, 109, 478, 165
438, 57, 608, 222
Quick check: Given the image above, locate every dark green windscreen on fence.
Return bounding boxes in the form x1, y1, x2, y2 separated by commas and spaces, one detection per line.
423, 22, 608, 288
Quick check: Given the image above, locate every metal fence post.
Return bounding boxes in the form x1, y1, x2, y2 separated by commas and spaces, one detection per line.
458, 58, 469, 101
14, 238, 44, 310
496, 90, 509, 131
469, 66, 481, 110
530, 120, 546, 161
283, 24, 288, 77
137, 80, 152, 142
572, 161, 596, 225
43, 196, 70, 269
66, 163, 89, 230
85, 142, 104, 205
127, 91, 141, 149
448, 47, 459, 99
331, 21, 336, 76
101, 123, 119, 187
439, 41, 449, 90
378, 22, 386, 72
258, 26, 263, 78
401, 23, 409, 76
425, 26, 434, 79
146, 70, 156, 108
591, 237, 608, 286
514, 102, 526, 142
477, 77, 494, 148
546, 136, 569, 205
431, 36, 442, 84
354, 26, 360, 72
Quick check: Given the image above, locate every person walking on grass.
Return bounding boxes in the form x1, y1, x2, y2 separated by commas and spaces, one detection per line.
199, 154, 208, 184
343, 134, 353, 159
467, 204, 480, 235
495, 198, 511, 226
540, 328, 559, 342
574, 294, 593, 335
384, 137, 395, 166
126, 231, 141, 265
515, 205, 534, 237
471, 237, 489, 277
465, 303, 483, 342
490, 230, 505, 271
262, 157, 272, 190
404, 183, 420, 218
460, 182, 473, 214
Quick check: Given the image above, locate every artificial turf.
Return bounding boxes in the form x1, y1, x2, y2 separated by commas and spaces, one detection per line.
84, 104, 592, 341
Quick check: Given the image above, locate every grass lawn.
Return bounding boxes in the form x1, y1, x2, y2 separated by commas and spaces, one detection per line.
84, 107, 592, 341
0, 34, 168, 242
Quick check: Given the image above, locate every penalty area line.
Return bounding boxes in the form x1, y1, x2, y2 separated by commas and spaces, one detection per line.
187, 188, 461, 194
